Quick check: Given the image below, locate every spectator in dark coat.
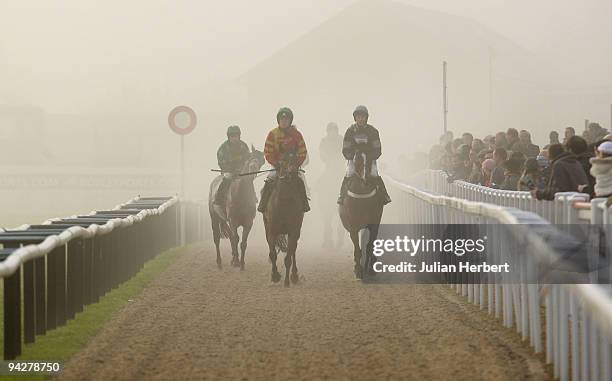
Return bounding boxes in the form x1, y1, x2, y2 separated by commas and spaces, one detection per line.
501, 151, 526, 190
491, 147, 508, 187
533, 144, 589, 200
519, 158, 543, 191
449, 144, 471, 180
566, 135, 594, 197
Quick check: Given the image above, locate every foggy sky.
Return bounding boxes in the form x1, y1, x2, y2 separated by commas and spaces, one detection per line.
2, 0, 611, 113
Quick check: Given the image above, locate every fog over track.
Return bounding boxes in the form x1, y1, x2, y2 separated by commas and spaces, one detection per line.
56, 242, 548, 380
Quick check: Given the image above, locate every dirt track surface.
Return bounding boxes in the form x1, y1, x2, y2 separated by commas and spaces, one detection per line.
57, 244, 548, 381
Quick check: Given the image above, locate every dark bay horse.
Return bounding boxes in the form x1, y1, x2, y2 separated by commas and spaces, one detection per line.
262, 161, 305, 287
209, 146, 265, 269
338, 151, 385, 279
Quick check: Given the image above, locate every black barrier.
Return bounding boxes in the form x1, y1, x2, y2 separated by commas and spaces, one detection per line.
0, 197, 182, 360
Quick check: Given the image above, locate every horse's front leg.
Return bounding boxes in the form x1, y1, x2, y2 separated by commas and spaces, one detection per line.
212, 217, 223, 269
230, 225, 240, 267
288, 230, 300, 285
365, 224, 380, 277
240, 222, 252, 271
349, 230, 362, 279
268, 234, 281, 283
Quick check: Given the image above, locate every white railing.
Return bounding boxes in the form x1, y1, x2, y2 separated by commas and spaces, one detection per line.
384, 174, 612, 381
419, 170, 592, 224
0, 197, 178, 279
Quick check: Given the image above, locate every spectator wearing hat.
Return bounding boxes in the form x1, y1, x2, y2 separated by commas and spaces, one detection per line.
589, 141, 612, 199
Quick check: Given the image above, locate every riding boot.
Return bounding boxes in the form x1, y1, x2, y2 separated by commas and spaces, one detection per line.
337, 176, 350, 205
299, 178, 310, 213
375, 176, 392, 205
258, 180, 272, 213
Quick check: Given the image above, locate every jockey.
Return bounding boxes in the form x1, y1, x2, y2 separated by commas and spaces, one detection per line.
337, 105, 392, 205
213, 125, 250, 217
319, 122, 344, 171
258, 107, 310, 213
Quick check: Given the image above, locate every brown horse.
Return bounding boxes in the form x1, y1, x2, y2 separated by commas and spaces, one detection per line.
209, 146, 265, 269
338, 151, 385, 279
262, 161, 305, 287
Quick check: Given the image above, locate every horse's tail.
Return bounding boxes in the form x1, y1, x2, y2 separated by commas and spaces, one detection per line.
275, 234, 288, 252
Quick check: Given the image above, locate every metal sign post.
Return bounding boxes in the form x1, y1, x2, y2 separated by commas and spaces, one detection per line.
442, 60, 448, 134
168, 105, 197, 198
168, 105, 197, 247
180, 135, 185, 198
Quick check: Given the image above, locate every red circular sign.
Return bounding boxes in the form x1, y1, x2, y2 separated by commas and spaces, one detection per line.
168, 106, 197, 135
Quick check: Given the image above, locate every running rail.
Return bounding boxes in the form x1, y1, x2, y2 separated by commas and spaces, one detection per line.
0, 196, 184, 360
0, 196, 178, 278
384, 174, 612, 381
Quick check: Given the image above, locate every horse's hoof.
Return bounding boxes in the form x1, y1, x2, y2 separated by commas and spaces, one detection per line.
354, 265, 363, 280
284, 279, 290, 288
217, 263, 223, 270
291, 273, 299, 284
271, 272, 281, 283
240, 262, 245, 271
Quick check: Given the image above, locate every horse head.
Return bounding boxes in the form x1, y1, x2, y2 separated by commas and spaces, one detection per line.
246, 145, 265, 174
353, 150, 368, 182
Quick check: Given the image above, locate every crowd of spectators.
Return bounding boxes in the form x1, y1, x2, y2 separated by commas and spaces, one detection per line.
429, 122, 612, 201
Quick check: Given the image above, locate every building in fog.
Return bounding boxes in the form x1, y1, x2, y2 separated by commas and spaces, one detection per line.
239, 0, 611, 157
0, 104, 50, 165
